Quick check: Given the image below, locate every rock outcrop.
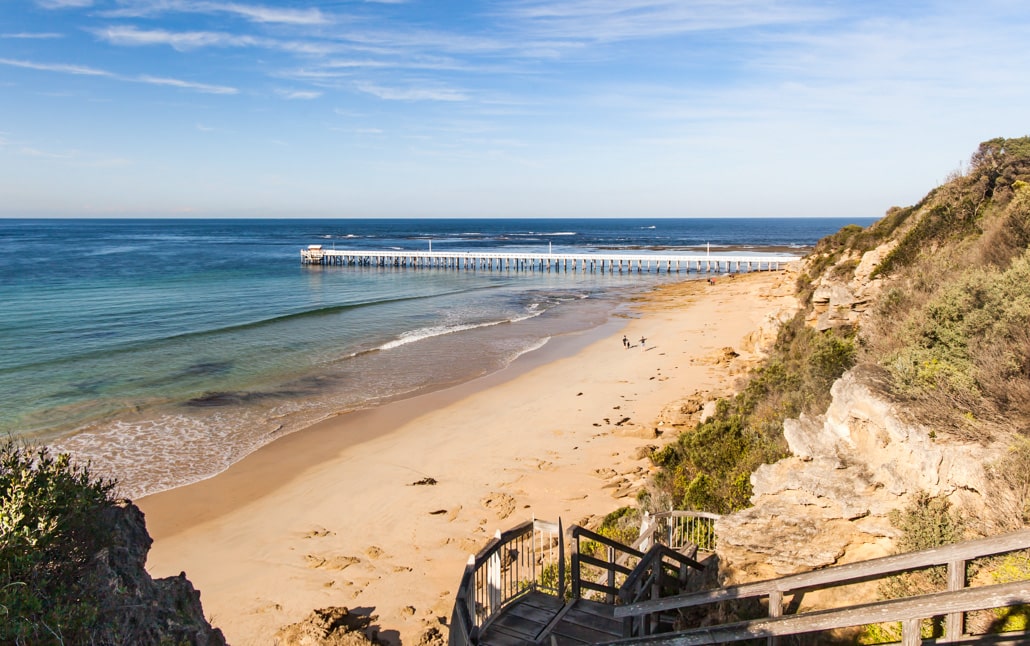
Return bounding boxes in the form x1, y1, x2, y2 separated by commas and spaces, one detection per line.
275, 607, 380, 645
807, 240, 896, 331
90, 501, 226, 645
716, 368, 1005, 584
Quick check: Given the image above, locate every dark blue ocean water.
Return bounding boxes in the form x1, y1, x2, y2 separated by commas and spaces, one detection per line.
0, 217, 872, 496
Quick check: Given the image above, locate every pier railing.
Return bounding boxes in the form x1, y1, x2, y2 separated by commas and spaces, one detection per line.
301, 248, 798, 274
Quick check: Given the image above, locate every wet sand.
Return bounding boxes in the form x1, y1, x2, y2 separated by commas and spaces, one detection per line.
138, 270, 798, 645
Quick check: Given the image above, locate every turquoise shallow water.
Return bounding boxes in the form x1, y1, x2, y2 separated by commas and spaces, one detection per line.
0, 217, 870, 497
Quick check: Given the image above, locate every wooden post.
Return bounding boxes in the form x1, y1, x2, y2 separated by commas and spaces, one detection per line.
945, 559, 966, 641
571, 534, 581, 600
607, 545, 617, 604
487, 530, 502, 616
902, 618, 921, 646
767, 590, 783, 646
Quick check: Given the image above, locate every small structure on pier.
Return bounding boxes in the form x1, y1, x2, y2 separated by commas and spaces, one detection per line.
448, 516, 1030, 645
300, 248, 798, 275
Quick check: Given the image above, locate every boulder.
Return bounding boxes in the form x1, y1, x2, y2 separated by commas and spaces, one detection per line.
717, 368, 998, 580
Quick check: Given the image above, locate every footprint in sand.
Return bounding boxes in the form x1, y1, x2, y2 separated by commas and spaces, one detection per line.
365, 545, 385, 559
481, 492, 516, 520
304, 554, 361, 571
302, 526, 335, 539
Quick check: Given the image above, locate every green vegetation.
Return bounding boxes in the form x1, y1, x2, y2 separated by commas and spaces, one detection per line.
884, 250, 1030, 419
595, 506, 641, 547
859, 494, 966, 643
647, 136, 1030, 520
874, 136, 1030, 278
649, 316, 856, 513
1, 439, 116, 645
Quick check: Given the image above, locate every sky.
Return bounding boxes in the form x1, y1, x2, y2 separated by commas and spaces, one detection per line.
1, 1, 1028, 218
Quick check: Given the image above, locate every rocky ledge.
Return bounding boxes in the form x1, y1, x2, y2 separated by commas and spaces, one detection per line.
90, 501, 226, 645
716, 367, 1009, 585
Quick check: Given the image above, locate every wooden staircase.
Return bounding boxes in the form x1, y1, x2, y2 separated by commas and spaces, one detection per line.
449, 517, 1030, 646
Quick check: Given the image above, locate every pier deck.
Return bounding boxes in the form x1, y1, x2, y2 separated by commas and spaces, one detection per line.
300, 248, 798, 274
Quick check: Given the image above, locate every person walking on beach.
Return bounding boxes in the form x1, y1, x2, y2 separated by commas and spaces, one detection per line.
640, 336, 646, 349
622, 335, 629, 349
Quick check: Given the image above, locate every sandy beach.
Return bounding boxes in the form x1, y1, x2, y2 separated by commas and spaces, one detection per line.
138, 270, 798, 645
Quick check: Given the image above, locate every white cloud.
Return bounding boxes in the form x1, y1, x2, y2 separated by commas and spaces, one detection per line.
36, 0, 93, 8
94, 25, 256, 50
0, 57, 237, 94
502, 0, 830, 41
136, 74, 237, 94
222, 3, 327, 25
355, 82, 467, 101
101, 1, 328, 25
0, 58, 112, 77
1, 32, 64, 39
276, 88, 322, 100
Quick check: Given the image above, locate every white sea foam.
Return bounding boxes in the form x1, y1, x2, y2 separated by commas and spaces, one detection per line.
378, 319, 510, 351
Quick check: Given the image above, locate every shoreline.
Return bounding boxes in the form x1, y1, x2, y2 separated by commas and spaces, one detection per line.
138, 270, 798, 645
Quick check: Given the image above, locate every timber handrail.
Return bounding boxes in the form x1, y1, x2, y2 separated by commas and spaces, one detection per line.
570, 525, 646, 603
600, 579, 1030, 645
613, 528, 1030, 645
634, 510, 721, 553
619, 544, 706, 638
616, 528, 1030, 617
449, 518, 564, 646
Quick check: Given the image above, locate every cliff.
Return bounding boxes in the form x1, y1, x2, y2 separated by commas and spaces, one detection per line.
0, 441, 225, 645
709, 136, 1030, 588
88, 501, 228, 645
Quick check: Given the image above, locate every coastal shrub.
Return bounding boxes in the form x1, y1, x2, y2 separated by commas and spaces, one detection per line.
651, 317, 856, 514
0, 439, 116, 644
597, 506, 641, 547
863, 493, 965, 643
983, 551, 1030, 633
874, 137, 1030, 278
883, 249, 1030, 429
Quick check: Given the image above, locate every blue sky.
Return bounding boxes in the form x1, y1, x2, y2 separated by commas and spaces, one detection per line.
1, 1, 1028, 218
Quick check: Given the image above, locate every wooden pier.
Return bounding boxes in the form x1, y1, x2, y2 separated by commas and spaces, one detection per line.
300, 247, 797, 274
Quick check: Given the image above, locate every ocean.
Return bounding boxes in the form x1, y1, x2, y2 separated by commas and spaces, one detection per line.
0, 217, 873, 498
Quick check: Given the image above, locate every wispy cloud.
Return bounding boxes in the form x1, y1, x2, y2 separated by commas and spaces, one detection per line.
0, 58, 112, 76
276, 88, 322, 100
501, 0, 831, 42
1, 32, 64, 39
355, 81, 467, 102
137, 74, 237, 94
93, 24, 341, 56
36, 0, 93, 8
101, 1, 328, 25
94, 25, 257, 50
0, 57, 237, 94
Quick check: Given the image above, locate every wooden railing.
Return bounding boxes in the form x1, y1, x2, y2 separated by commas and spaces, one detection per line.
448, 518, 564, 646
619, 544, 706, 638
635, 510, 720, 554
609, 528, 1030, 645
571, 525, 646, 604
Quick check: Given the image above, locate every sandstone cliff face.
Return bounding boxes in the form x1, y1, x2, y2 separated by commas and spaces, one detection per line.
715, 367, 1005, 584
90, 501, 226, 645
807, 240, 896, 332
